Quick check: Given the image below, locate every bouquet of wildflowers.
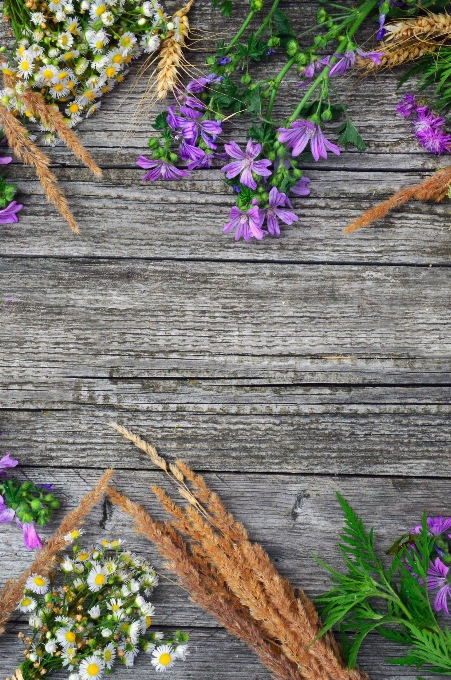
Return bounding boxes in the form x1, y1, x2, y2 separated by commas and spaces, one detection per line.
317, 495, 451, 675
0, 453, 60, 549
11, 535, 188, 679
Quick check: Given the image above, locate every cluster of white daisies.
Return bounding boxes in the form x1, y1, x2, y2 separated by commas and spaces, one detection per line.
0, 0, 173, 142
15, 532, 188, 679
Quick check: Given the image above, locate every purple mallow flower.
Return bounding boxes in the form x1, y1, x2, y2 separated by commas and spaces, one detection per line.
427, 557, 451, 615
186, 73, 223, 94
222, 139, 272, 190
396, 93, 417, 118
261, 187, 298, 236
181, 117, 222, 150
0, 453, 18, 469
329, 50, 356, 77
224, 204, 265, 241
278, 121, 340, 161
0, 201, 22, 224
377, 13, 387, 40
137, 156, 190, 181
356, 48, 384, 65
291, 176, 311, 196
412, 516, 451, 536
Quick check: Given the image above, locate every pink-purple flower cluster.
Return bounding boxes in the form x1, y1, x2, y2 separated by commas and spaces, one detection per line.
397, 93, 451, 155
224, 187, 300, 241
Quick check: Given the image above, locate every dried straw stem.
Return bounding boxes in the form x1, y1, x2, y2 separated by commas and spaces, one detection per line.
0, 468, 113, 636
384, 12, 451, 43
356, 41, 438, 70
0, 104, 80, 233
344, 166, 451, 233
22, 90, 102, 178
155, 0, 194, 100
107, 486, 304, 680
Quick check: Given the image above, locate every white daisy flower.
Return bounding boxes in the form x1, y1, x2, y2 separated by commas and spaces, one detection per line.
65, 17, 80, 34
25, 574, 49, 594
88, 605, 101, 619
155, 631, 164, 640
121, 584, 130, 597
86, 29, 110, 53
48, 0, 64, 11
106, 597, 123, 613
75, 57, 89, 75
74, 562, 84, 573
57, 31, 74, 50
49, 81, 70, 98
65, 528, 83, 542
56, 625, 77, 648
29, 614, 43, 627
89, 1, 108, 20
61, 557, 74, 572
73, 577, 84, 587
151, 644, 176, 671
60, 49, 79, 62
80, 0, 90, 8
128, 620, 141, 644
86, 101, 101, 117
48, 48, 61, 58
79, 655, 105, 680
140, 34, 160, 53
101, 628, 112, 637
17, 52, 35, 79
55, 9, 67, 21
66, 112, 82, 127
38, 64, 59, 84
174, 644, 189, 660
87, 564, 107, 591
102, 642, 116, 669
142, 2, 153, 16
140, 601, 155, 617
140, 615, 153, 632
104, 558, 117, 574
45, 639, 57, 653
18, 596, 37, 612
105, 48, 126, 67
61, 645, 78, 667
100, 10, 114, 24
101, 62, 120, 80
31, 11, 46, 24
118, 32, 136, 53
143, 641, 155, 653
64, 2, 75, 13
77, 549, 91, 561
69, 674, 80, 680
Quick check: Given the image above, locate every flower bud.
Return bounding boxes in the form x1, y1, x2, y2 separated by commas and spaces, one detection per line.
240, 74, 251, 84
137, 17, 147, 25
286, 40, 298, 56
250, 0, 263, 9
321, 108, 332, 121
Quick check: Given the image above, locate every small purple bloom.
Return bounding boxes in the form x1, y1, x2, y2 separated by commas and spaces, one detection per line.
396, 93, 417, 118
0, 495, 15, 523
188, 152, 215, 170
377, 13, 387, 40
278, 121, 340, 161
418, 126, 451, 155
137, 156, 190, 181
166, 105, 186, 131
0, 154, 12, 165
217, 56, 231, 65
179, 140, 205, 163
222, 139, 272, 190
180, 96, 205, 119
291, 176, 311, 196
186, 73, 222, 94
224, 205, 265, 241
0, 201, 22, 224
38, 483, 53, 490
329, 50, 356, 77
181, 117, 222, 149
267, 48, 276, 56
427, 557, 451, 615
356, 48, 385, 65
412, 516, 451, 536
21, 522, 42, 550
0, 453, 18, 469
262, 187, 298, 236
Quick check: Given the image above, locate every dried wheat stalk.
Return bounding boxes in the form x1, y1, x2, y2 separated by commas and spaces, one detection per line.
384, 12, 451, 43
344, 165, 451, 233
110, 425, 371, 680
0, 468, 113, 636
356, 41, 438, 70
0, 104, 80, 233
155, 0, 194, 100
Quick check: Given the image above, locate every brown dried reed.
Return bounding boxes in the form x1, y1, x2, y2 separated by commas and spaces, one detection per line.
108, 424, 371, 680
344, 165, 451, 233
0, 104, 80, 233
155, 0, 194, 100
0, 468, 113, 636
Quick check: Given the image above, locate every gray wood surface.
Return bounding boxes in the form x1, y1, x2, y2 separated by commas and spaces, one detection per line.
1, 0, 451, 677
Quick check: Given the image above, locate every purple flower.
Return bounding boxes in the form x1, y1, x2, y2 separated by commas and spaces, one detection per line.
291, 176, 311, 196
262, 187, 298, 236
396, 93, 417, 118
186, 73, 222, 94
0, 453, 18, 469
418, 126, 451, 155
224, 204, 265, 241
179, 140, 205, 163
329, 50, 356, 77
377, 14, 387, 40
217, 56, 231, 65
267, 48, 276, 56
181, 117, 222, 149
412, 516, 451, 536
222, 139, 272, 190
188, 152, 215, 170
278, 121, 340, 161
137, 156, 190, 181
180, 96, 205, 118
0, 495, 15, 523
0, 201, 22, 224
0, 154, 12, 165
356, 48, 385, 65
166, 105, 186, 131
0, 495, 43, 550
38, 483, 53, 490
427, 557, 451, 615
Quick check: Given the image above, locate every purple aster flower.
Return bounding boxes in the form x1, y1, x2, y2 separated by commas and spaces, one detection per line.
222, 139, 272, 190
0, 453, 18, 468
181, 117, 222, 150
20, 521, 42, 550
261, 187, 298, 236
418, 126, 451, 155
217, 56, 231, 65
427, 557, 451, 615
356, 48, 385, 65
278, 121, 340, 161
137, 156, 190, 181
291, 176, 311, 196
329, 50, 356, 77
224, 204, 265, 241
0, 201, 22, 224
396, 93, 417, 118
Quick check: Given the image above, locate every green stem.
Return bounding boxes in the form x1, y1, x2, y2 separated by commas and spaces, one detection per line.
265, 55, 297, 120
254, 0, 280, 39
289, 0, 378, 122
224, 10, 256, 53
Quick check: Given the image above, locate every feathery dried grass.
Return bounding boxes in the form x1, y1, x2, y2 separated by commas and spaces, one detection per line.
344, 166, 451, 233
109, 425, 371, 680
0, 104, 80, 233
155, 0, 194, 100
22, 90, 102, 178
0, 468, 113, 636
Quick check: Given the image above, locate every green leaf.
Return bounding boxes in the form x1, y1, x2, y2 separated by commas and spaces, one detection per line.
337, 121, 366, 152
152, 112, 169, 130
273, 8, 295, 38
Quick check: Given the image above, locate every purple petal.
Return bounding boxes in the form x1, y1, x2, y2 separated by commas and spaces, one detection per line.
0, 453, 19, 469
0, 156, 12, 165
224, 141, 246, 160
136, 155, 158, 170
240, 166, 257, 190
291, 177, 311, 196
221, 160, 245, 179
273, 206, 298, 225
0, 201, 22, 224
434, 585, 451, 615
245, 138, 262, 159
21, 522, 42, 550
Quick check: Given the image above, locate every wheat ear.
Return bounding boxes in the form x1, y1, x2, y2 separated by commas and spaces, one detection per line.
0, 468, 113, 636
384, 12, 451, 43
356, 41, 438, 70
22, 90, 102, 178
344, 166, 451, 233
0, 104, 80, 233
155, 0, 194, 100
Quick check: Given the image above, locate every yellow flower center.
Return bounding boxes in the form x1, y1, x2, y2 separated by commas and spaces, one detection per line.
22, 598, 32, 606
2, 68, 14, 76
145, 615, 152, 627
112, 54, 123, 64
125, 55, 132, 64
68, 22, 77, 33
111, 540, 120, 547
18, 46, 25, 55
101, 540, 109, 546
105, 650, 112, 661
33, 577, 45, 587
112, 604, 120, 611
54, 83, 64, 92
69, 103, 79, 113
79, 552, 89, 560
101, 85, 110, 93
63, 52, 74, 60
159, 653, 172, 666
59, 71, 68, 80
43, 68, 54, 79
65, 631, 76, 643
21, 61, 30, 71
121, 37, 130, 46
105, 66, 116, 78
61, 35, 68, 45
95, 4, 106, 14
87, 663, 100, 676
95, 40, 104, 50
84, 89, 95, 100
94, 573, 105, 586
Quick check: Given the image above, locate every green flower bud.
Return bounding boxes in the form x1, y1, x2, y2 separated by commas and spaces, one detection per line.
316, 8, 328, 22
268, 151, 276, 161
273, 141, 281, 149
50, 499, 60, 509
267, 36, 280, 48
277, 146, 285, 157
380, 2, 390, 12
0, 46, 6, 53
293, 168, 303, 179
321, 108, 332, 121
44, 494, 54, 503
286, 40, 298, 57
30, 498, 42, 512
137, 16, 147, 25
148, 138, 160, 149
313, 35, 326, 48
21, 481, 33, 491
206, 56, 216, 66
1, 96, 10, 106
250, 0, 263, 10
296, 53, 307, 65
240, 74, 251, 84
169, 152, 178, 163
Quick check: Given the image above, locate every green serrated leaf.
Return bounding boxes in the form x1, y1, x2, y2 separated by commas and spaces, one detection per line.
337, 121, 366, 152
